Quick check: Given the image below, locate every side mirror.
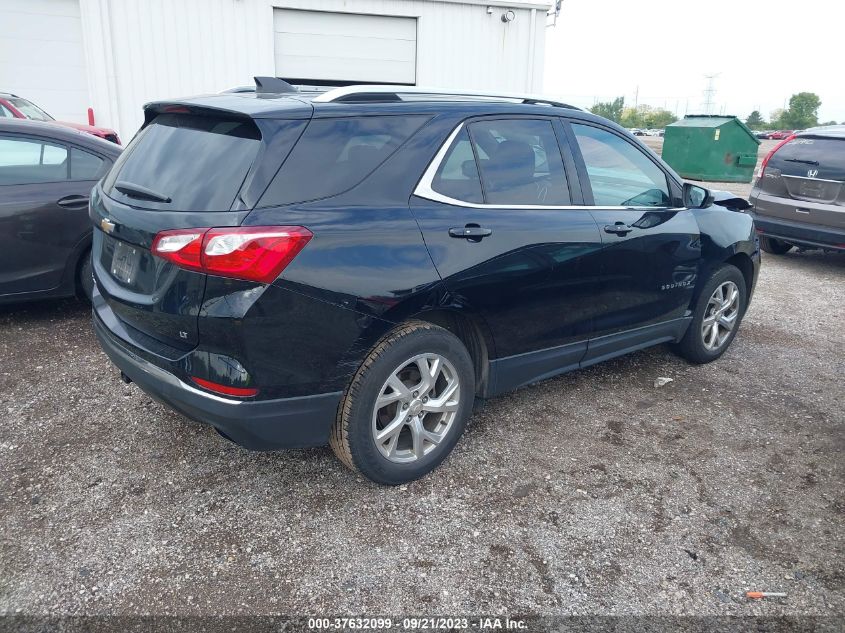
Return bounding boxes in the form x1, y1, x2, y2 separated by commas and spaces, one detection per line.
683, 182, 714, 209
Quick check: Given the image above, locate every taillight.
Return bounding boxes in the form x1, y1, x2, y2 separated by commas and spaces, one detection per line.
151, 229, 206, 271
758, 134, 796, 181
151, 226, 312, 283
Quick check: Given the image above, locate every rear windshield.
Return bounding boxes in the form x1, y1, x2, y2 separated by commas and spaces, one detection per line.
259, 115, 430, 207
769, 137, 845, 175
104, 113, 261, 211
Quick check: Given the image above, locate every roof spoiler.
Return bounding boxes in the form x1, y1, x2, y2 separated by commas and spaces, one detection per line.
254, 76, 297, 94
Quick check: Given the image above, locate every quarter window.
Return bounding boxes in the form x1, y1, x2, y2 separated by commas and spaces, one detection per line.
261, 115, 430, 207
0, 137, 68, 185
571, 123, 670, 207
469, 119, 570, 205
70, 147, 106, 180
431, 128, 483, 203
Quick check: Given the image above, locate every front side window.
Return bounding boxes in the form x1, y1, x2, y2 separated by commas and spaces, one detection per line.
0, 137, 68, 185
571, 123, 670, 207
469, 119, 570, 205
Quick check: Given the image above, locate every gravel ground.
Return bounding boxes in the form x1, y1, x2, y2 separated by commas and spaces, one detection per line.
1, 182, 843, 620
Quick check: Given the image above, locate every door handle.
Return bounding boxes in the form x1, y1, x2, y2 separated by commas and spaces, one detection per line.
57, 195, 90, 209
449, 225, 493, 241
603, 223, 633, 236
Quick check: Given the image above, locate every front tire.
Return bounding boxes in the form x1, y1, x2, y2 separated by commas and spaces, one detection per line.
330, 321, 475, 485
760, 236, 793, 255
673, 264, 747, 364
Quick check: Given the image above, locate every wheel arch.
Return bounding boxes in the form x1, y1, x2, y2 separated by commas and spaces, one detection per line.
723, 251, 754, 305
59, 231, 93, 299
408, 308, 494, 397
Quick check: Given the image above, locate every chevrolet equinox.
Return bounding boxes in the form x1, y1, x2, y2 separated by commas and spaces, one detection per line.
91, 81, 760, 484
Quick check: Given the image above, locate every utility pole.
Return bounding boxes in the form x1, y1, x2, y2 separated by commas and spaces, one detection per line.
634, 85, 639, 110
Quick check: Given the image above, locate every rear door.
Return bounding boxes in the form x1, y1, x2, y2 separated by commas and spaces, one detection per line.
565, 120, 700, 354
411, 116, 604, 390
0, 134, 108, 296
91, 111, 302, 352
756, 135, 845, 232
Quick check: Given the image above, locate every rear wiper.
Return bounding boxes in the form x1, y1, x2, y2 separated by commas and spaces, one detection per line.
784, 158, 820, 166
114, 181, 172, 203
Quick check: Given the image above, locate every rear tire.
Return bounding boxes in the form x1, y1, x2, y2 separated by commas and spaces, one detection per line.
77, 249, 94, 303
329, 321, 474, 485
673, 264, 747, 364
760, 236, 793, 255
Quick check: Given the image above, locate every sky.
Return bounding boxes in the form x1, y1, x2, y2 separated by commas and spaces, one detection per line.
543, 0, 843, 124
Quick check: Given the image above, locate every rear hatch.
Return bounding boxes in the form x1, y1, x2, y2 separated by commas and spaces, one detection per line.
755, 134, 845, 230
91, 105, 305, 354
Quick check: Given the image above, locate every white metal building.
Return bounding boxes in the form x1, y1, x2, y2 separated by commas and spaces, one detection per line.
1, 0, 554, 140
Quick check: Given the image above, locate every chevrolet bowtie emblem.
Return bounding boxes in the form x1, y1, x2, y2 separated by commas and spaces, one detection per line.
100, 218, 116, 234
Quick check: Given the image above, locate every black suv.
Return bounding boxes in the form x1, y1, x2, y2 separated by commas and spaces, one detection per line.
91, 83, 760, 484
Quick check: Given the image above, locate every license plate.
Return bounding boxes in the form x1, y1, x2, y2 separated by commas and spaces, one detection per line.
111, 241, 139, 284
799, 181, 825, 198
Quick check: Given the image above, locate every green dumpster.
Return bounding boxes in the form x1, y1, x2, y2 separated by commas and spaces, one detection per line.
662, 115, 761, 183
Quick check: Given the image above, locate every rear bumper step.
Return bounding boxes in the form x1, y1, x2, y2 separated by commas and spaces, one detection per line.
93, 310, 341, 450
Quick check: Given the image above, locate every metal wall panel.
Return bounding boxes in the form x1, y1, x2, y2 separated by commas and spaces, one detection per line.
77, 0, 551, 139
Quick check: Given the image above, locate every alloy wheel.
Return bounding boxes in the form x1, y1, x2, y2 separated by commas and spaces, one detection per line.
371, 353, 461, 463
701, 281, 740, 351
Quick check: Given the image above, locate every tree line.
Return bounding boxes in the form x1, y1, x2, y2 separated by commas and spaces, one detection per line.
744, 93, 836, 130
589, 92, 835, 131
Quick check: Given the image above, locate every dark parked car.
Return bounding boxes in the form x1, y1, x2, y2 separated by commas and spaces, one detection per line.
91, 84, 759, 484
0, 119, 121, 304
0, 92, 121, 144
750, 125, 845, 253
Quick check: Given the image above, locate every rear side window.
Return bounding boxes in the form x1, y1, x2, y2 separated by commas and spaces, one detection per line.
104, 113, 261, 211
469, 119, 570, 205
0, 137, 68, 185
571, 123, 670, 207
260, 115, 429, 207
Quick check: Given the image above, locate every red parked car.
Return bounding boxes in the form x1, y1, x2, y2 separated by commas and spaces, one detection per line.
768, 130, 794, 140
0, 92, 120, 144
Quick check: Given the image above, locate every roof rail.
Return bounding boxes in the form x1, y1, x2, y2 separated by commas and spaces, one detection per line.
311, 85, 580, 110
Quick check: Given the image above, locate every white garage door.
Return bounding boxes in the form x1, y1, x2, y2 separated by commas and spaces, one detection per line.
0, 0, 89, 124
273, 9, 416, 85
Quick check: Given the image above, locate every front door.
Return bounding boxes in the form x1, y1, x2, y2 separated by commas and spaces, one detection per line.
411, 116, 604, 394
565, 121, 701, 363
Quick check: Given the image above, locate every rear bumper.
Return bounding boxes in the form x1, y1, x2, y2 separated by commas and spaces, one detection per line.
93, 308, 342, 450
750, 211, 845, 251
